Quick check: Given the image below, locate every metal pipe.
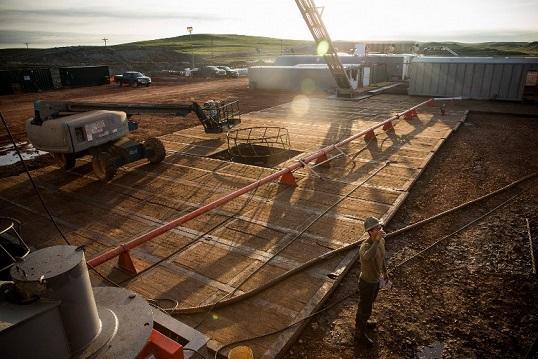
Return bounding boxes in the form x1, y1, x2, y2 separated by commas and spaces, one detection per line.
388, 173, 537, 238
168, 173, 535, 314
11, 246, 101, 353
87, 98, 434, 268
526, 218, 536, 275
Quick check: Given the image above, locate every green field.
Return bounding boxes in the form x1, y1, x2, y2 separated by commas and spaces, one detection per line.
129, 34, 314, 63
128, 34, 538, 63
421, 41, 538, 56
1, 34, 536, 71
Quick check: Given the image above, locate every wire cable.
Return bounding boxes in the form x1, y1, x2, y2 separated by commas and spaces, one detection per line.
0, 112, 138, 290
0, 112, 71, 246
213, 185, 527, 358
167, 161, 389, 317
117, 165, 268, 287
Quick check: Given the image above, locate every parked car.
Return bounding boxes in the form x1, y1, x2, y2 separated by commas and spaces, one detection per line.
216, 66, 239, 78
119, 71, 151, 87
234, 68, 249, 77
195, 66, 226, 78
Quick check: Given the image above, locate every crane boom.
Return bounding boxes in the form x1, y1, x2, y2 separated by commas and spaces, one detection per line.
294, 0, 355, 93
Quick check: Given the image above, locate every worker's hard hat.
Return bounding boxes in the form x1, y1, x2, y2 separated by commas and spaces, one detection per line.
364, 217, 382, 231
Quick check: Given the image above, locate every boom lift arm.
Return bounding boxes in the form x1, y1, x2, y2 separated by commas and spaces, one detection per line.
26, 100, 241, 181
32, 100, 241, 134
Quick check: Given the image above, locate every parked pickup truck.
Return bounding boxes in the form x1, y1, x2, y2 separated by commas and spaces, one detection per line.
118, 71, 151, 87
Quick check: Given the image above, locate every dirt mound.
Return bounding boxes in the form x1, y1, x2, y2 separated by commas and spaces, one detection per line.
0, 46, 195, 74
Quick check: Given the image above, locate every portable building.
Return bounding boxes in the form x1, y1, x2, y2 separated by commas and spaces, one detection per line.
0, 71, 14, 95
408, 57, 538, 101
273, 54, 412, 82
248, 64, 360, 91
365, 54, 413, 81
59, 66, 110, 87
0, 68, 54, 95
274, 54, 361, 66
19, 68, 54, 92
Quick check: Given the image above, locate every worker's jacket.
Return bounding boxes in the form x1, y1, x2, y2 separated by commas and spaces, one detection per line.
359, 237, 386, 283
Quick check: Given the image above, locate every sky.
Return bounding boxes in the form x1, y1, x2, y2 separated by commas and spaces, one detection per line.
0, 0, 537, 48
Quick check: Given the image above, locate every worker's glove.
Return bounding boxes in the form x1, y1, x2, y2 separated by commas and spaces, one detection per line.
380, 276, 393, 290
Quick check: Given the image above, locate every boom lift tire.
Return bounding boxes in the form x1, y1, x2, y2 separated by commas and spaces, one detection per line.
144, 137, 166, 164
52, 153, 76, 170
92, 152, 117, 182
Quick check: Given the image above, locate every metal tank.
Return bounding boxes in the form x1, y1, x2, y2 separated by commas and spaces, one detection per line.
2, 245, 153, 358
10, 245, 101, 353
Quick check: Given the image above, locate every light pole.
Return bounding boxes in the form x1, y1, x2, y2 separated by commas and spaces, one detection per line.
102, 38, 108, 47
187, 26, 194, 68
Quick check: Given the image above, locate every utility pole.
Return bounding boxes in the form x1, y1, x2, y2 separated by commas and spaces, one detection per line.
187, 26, 194, 68
25, 42, 29, 49
102, 38, 108, 47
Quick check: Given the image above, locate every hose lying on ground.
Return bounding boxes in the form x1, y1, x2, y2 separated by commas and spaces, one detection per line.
213, 186, 531, 359
166, 172, 536, 315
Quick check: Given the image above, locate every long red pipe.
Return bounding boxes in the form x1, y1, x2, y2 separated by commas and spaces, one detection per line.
87, 98, 434, 267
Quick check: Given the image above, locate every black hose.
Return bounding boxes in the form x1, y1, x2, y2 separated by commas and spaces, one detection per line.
168, 162, 388, 315
168, 172, 536, 315
213, 188, 527, 358
0, 112, 71, 246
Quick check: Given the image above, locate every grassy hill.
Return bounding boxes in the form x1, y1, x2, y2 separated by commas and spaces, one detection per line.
421, 41, 538, 56
0, 34, 536, 74
130, 34, 314, 63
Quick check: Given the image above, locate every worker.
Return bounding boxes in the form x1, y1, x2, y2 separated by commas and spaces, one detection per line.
355, 216, 389, 345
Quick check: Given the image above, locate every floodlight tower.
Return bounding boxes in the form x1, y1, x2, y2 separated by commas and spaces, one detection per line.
187, 26, 194, 68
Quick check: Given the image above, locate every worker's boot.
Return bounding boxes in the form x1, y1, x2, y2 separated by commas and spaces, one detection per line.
366, 319, 377, 329
355, 331, 374, 346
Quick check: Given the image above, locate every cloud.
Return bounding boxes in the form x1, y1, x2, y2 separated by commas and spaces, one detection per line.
0, 30, 142, 47
0, 8, 228, 21
410, 30, 538, 43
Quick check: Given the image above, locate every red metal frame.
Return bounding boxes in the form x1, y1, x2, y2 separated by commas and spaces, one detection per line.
404, 109, 418, 120
118, 250, 138, 274
382, 121, 394, 131
87, 98, 434, 268
280, 172, 298, 186
364, 130, 376, 141
314, 153, 329, 165
138, 329, 184, 359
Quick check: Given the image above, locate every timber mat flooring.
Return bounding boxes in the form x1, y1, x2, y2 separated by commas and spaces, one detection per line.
0, 94, 466, 358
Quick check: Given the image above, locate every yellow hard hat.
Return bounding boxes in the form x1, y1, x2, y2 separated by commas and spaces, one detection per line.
228, 345, 254, 359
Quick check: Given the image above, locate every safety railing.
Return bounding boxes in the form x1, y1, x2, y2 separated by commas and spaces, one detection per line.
87, 98, 435, 271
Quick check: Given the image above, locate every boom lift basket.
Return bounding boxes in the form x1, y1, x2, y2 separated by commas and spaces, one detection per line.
194, 100, 241, 133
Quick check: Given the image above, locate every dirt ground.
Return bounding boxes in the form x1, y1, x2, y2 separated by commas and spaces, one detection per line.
2, 79, 537, 358
287, 110, 538, 358
0, 77, 301, 143
0, 78, 301, 177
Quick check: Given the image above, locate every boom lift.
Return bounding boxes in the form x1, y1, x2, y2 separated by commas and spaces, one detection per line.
26, 100, 241, 181
295, 0, 360, 97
